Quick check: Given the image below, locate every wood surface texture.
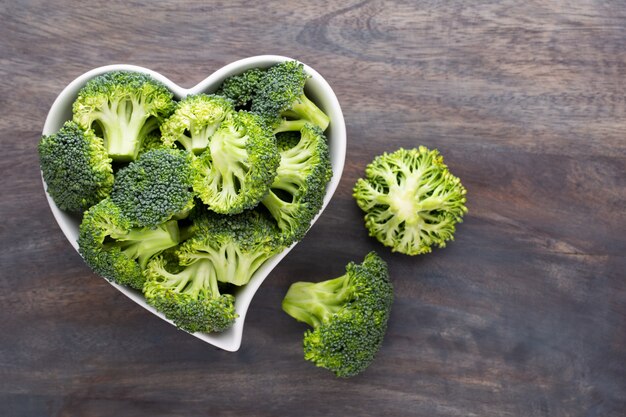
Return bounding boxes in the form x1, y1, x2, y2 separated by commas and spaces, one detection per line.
1, 1, 625, 416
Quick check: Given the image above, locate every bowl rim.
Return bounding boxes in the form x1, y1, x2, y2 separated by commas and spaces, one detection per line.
41, 55, 347, 351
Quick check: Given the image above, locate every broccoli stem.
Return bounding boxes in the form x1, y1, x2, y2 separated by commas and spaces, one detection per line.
274, 119, 309, 133
99, 98, 152, 161
282, 275, 351, 328
185, 242, 269, 286
262, 190, 290, 222
111, 220, 180, 269
285, 94, 330, 131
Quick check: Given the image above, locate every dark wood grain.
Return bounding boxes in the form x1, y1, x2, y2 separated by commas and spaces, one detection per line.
1, 1, 625, 416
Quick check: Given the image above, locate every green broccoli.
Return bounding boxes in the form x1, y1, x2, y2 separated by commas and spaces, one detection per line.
192, 111, 279, 214
282, 251, 393, 378
111, 149, 195, 228
251, 61, 330, 133
38, 121, 113, 212
216, 67, 266, 108
275, 130, 301, 151
260, 123, 332, 246
143, 251, 238, 333
353, 147, 467, 255
160, 94, 234, 154
176, 207, 284, 286
137, 130, 167, 157
73, 71, 175, 161
78, 199, 180, 290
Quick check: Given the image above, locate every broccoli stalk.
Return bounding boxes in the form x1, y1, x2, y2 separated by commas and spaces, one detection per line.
279, 93, 329, 131
111, 220, 180, 270
282, 252, 393, 378
144, 255, 237, 333
73, 71, 175, 161
353, 146, 467, 255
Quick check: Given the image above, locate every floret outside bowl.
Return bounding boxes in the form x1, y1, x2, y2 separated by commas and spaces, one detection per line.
41, 56, 347, 352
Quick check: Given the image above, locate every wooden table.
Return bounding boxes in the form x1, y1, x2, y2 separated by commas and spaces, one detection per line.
1, 1, 624, 416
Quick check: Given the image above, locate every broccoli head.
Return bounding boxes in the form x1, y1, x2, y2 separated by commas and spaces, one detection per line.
143, 252, 238, 333
192, 111, 279, 214
282, 251, 393, 378
260, 123, 332, 246
73, 71, 175, 161
38, 121, 113, 212
176, 208, 284, 286
160, 94, 234, 154
78, 199, 180, 290
216, 67, 266, 108
111, 149, 195, 228
251, 61, 329, 133
353, 147, 467, 255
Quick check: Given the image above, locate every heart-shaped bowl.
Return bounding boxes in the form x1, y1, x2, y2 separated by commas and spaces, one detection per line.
42, 55, 346, 351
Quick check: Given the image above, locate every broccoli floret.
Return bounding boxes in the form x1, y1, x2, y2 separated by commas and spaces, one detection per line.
143, 252, 238, 333
111, 149, 194, 228
160, 94, 234, 154
216, 68, 266, 108
260, 124, 332, 246
251, 61, 329, 133
353, 147, 467, 255
192, 111, 279, 214
73, 71, 175, 161
176, 208, 284, 286
137, 130, 167, 157
282, 251, 393, 378
78, 199, 180, 290
38, 121, 113, 212
275, 131, 301, 151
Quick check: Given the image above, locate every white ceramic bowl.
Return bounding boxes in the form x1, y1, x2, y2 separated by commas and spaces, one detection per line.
42, 56, 346, 351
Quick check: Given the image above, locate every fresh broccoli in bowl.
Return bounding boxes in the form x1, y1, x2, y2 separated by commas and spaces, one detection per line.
353, 147, 467, 255
38, 121, 113, 212
177, 207, 285, 286
282, 251, 393, 377
73, 71, 175, 161
160, 94, 234, 154
142, 206, 285, 333
78, 199, 181, 290
260, 123, 332, 246
111, 148, 195, 228
251, 61, 330, 133
143, 251, 238, 334
216, 67, 266, 109
192, 111, 279, 214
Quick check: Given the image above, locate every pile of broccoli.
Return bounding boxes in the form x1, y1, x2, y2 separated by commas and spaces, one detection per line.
39, 63, 332, 335
40, 61, 469, 379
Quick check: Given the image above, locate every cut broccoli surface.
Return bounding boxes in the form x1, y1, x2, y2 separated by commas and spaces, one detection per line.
192, 111, 279, 214
353, 147, 467, 255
